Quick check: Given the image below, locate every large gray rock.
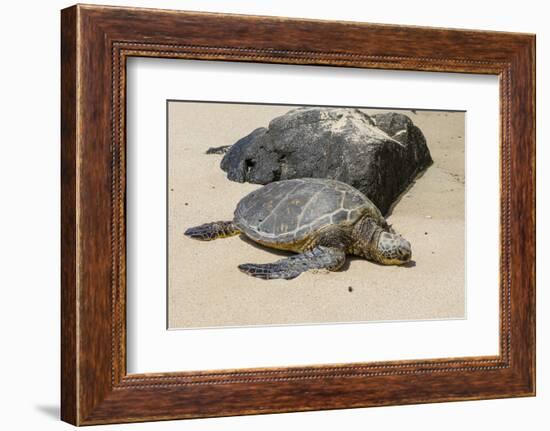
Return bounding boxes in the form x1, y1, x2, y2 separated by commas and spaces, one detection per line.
218, 107, 432, 215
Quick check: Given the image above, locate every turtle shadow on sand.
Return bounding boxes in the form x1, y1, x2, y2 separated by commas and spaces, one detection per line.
239, 234, 292, 258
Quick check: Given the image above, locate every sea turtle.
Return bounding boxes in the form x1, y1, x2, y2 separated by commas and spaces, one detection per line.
184, 178, 411, 280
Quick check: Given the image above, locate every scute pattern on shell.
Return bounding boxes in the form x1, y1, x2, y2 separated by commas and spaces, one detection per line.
234, 178, 382, 245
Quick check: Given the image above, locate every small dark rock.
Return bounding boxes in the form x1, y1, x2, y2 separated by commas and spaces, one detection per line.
348, 286, 353, 293
218, 108, 432, 215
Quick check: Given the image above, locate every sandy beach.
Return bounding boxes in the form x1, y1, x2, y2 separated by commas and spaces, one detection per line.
168, 102, 465, 329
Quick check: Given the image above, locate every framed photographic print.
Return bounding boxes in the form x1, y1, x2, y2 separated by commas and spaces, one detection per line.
61, 4, 535, 425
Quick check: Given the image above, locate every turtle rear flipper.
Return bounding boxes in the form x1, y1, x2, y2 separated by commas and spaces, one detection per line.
184, 221, 240, 241
239, 246, 346, 280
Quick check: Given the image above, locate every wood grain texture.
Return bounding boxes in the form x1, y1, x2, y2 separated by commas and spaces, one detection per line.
60, 5, 78, 425
60, 4, 535, 425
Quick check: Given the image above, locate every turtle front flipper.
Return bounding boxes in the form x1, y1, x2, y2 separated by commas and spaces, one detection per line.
184, 221, 241, 241
238, 246, 346, 280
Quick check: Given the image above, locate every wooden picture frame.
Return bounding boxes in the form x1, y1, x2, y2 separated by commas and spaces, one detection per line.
61, 4, 535, 425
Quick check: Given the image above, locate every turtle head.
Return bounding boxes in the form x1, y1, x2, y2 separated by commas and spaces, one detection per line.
352, 216, 412, 265
372, 231, 412, 265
